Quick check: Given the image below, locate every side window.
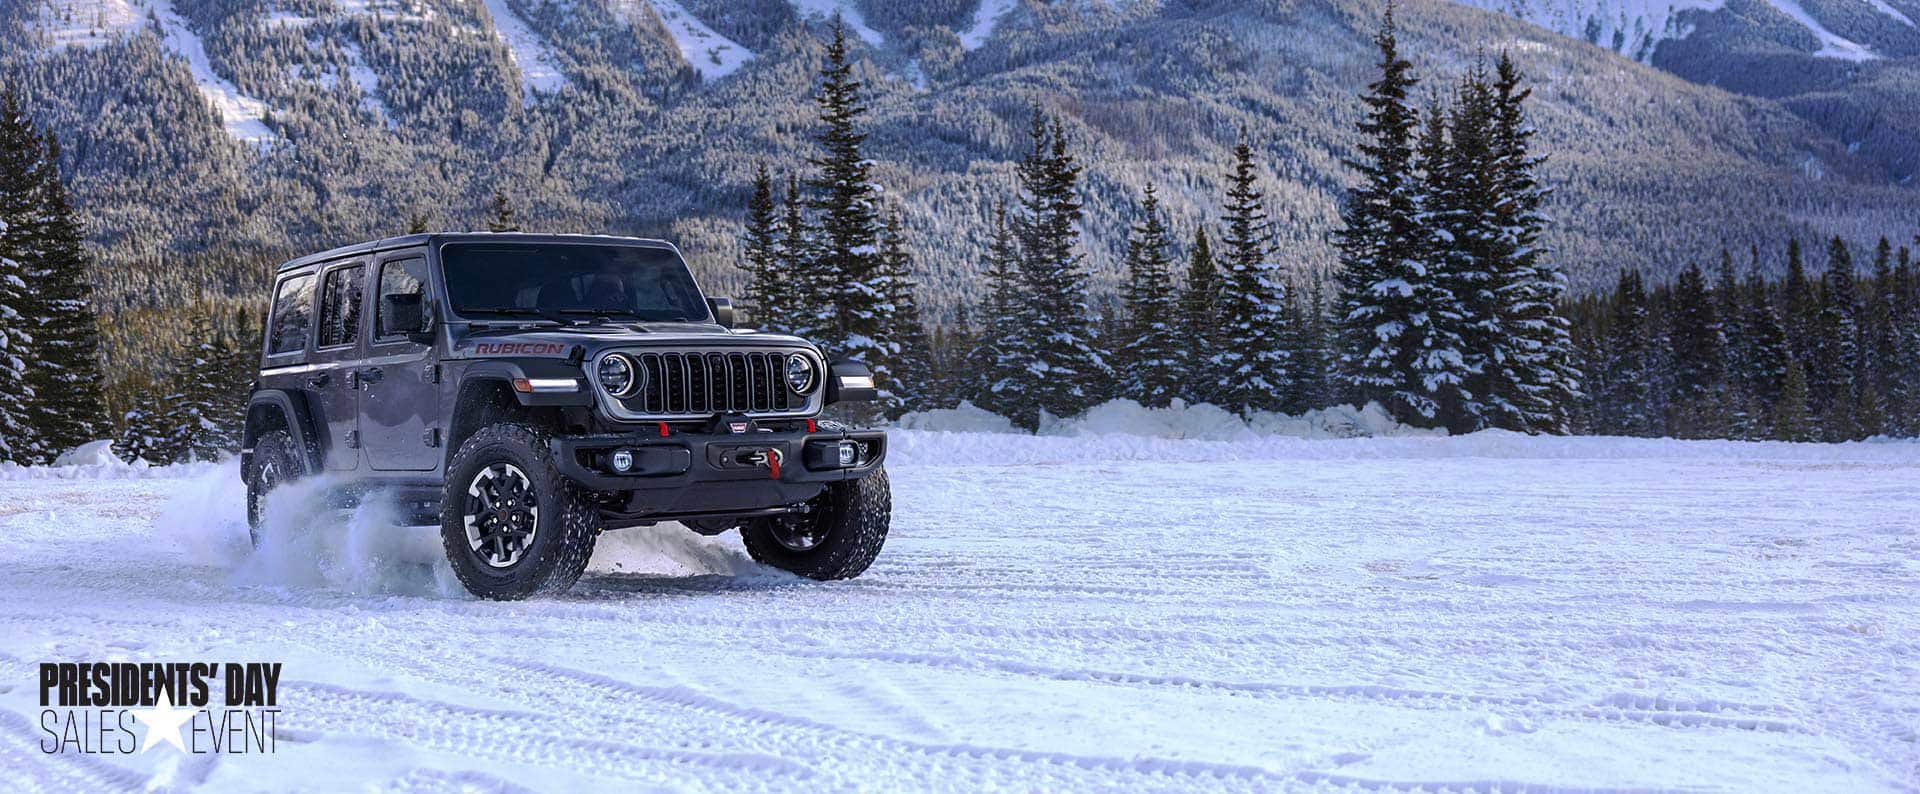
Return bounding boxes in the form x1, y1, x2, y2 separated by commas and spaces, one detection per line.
267, 273, 315, 356
317, 264, 366, 349
375, 258, 429, 341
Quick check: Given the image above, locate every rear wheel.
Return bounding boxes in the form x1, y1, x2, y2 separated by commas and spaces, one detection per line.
741, 467, 890, 580
245, 430, 306, 548
440, 423, 598, 600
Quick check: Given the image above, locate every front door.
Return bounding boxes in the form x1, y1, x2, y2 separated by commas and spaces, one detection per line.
311, 261, 368, 471
361, 255, 442, 471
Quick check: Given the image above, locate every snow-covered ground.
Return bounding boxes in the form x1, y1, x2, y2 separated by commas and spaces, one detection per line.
634, 0, 755, 80
3, 430, 1917, 791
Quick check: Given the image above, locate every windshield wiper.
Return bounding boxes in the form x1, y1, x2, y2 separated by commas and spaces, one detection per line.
466, 307, 566, 324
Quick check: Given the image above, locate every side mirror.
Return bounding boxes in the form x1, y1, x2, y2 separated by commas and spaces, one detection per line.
825, 359, 879, 405
707, 297, 735, 329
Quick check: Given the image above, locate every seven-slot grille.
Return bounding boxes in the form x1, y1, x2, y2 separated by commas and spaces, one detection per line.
626, 351, 805, 416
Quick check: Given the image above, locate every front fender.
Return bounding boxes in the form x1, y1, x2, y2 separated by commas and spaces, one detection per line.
458, 359, 594, 407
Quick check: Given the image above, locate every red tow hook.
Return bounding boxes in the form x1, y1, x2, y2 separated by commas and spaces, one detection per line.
748, 448, 783, 480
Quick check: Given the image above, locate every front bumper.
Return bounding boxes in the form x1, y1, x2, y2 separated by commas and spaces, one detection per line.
550, 426, 886, 520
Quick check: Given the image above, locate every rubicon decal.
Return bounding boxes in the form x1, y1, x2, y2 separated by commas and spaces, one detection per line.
471, 341, 569, 356
38, 662, 282, 755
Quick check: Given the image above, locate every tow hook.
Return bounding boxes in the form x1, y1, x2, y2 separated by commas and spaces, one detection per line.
746, 448, 783, 480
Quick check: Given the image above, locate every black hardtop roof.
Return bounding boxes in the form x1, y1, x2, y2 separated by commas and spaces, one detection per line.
275, 233, 677, 272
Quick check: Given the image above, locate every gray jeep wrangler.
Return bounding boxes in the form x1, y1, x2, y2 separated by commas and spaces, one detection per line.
242, 233, 889, 599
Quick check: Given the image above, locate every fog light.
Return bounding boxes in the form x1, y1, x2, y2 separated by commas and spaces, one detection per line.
610, 449, 635, 473
837, 441, 858, 467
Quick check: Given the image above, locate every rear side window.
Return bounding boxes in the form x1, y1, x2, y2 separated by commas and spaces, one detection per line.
317, 264, 365, 349
267, 273, 315, 356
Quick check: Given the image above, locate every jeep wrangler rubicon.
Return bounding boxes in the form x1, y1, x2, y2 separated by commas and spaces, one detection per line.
241, 234, 889, 599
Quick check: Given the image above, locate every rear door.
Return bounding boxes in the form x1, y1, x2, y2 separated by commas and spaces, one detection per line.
361, 254, 442, 471
311, 260, 368, 471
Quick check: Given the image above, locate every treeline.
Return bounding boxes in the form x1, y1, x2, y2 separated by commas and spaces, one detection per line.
1572, 237, 1920, 441
0, 91, 106, 465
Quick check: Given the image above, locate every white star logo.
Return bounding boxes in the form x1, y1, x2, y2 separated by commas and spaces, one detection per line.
131, 691, 195, 753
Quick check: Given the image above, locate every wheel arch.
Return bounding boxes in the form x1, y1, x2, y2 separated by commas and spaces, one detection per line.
245, 390, 322, 471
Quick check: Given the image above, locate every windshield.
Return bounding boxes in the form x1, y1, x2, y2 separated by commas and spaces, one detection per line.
441, 242, 711, 322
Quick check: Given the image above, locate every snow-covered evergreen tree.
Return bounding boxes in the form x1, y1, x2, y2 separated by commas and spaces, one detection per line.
1438, 67, 1514, 434
1405, 101, 1476, 429
1809, 236, 1859, 441
484, 189, 519, 232
1214, 138, 1289, 413
1490, 53, 1577, 434
1665, 261, 1727, 438
739, 163, 790, 331
1282, 276, 1333, 414
1115, 183, 1181, 407
1739, 264, 1790, 438
1178, 226, 1223, 405
1334, 5, 1430, 422
1860, 238, 1898, 438
805, 17, 888, 376
1598, 269, 1654, 436
0, 93, 41, 463
876, 208, 933, 415
23, 133, 109, 461
971, 202, 1031, 419
1782, 238, 1814, 363
1772, 359, 1814, 442
775, 174, 820, 337
1003, 110, 1104, 429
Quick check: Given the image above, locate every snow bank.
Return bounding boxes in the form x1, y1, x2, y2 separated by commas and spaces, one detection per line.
885, 400, 1919, 467
52, 439, 123, 467
895, 399, 1437, 442
0, 443, 222, 480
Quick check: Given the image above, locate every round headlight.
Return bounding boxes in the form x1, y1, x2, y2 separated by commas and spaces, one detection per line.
785, 355, 816, 393
598, 354, 641, 398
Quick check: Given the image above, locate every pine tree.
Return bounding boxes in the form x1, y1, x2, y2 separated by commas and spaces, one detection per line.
1772, 359, 1814, 442
1215, 137, 1289, 414
1713, 249, 1749, 434
1889, 245, 1919, 436
1334, 4, 1430, 423
406, 209, 430, 234
1003, 110, 1104, 429
1178, 226, 1223, 405
1490, 53, 1577, 433
484, 189, 518, 232
1282, 275, 1334, 414
1666, 261, 1727, 438
0, 92, 41, 463
1598, 269, 1654, 436
805, 16, 887, 374
775, 174, 819, 336
875, 208, 932, 415
114, 373, 170, 465
971, 201, 1030, 417
1783, 238, 1814, 363
22, 133, 108, 461
1116, 183, 1181, 407
1739, 264, 1789, 438
1860, 237, 1897, 438
1442, 66, 1516, 434
1407, 100, 1476, 429
1809, 236, 1859, 441
740, 163, 789, 330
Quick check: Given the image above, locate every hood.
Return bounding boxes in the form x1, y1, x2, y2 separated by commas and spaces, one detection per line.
445, 322, 817, 359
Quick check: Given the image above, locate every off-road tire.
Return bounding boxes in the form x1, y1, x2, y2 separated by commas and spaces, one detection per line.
440, 423, 599, 600
741, 466, 890, 580
245, 430, 306, 548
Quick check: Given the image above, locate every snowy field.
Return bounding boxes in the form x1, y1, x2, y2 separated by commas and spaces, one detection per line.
2, 428, 1917, 791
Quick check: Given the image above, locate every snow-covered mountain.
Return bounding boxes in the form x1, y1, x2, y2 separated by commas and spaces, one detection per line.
1451, 0, 1916, 63
1, 0, 1915, 367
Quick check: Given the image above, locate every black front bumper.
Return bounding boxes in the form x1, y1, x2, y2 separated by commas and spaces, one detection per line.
550, 426, 886, 521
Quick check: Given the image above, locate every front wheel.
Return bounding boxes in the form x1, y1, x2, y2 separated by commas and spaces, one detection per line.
741, 467, 890, 580
440, 424, 599, 600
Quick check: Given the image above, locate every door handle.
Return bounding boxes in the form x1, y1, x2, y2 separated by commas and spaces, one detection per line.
306, 373, 330, 388
358, 367, 385, 385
